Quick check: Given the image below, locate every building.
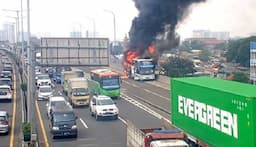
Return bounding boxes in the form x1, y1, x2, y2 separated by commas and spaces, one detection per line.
193, 30, 230, 41
69, 31, 82, 38
185, 38, 226, 49
0, 23, 15, 43
250, 42, 256, 83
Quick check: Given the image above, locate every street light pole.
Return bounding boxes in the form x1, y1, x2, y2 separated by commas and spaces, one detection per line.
104, 9, 116, 44
86, 17, 96, 37
21, 0, 24, 64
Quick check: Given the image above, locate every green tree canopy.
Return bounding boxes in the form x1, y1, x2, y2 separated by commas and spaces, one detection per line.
226, 36, 256, 67
232, 72, 249, 83
163, 57, 196, 77
180, 40, 205, 51
198, 49, 210, 62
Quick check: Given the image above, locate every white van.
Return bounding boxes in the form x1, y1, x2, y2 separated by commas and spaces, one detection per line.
0, 85, 12, 101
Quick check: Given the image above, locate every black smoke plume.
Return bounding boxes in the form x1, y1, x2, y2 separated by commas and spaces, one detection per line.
127, 0, 206, 57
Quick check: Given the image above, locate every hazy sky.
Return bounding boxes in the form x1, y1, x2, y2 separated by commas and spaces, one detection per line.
0, 0, 255, 41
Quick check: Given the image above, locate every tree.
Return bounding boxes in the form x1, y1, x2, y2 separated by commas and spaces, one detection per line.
198, 49, 210, 62
179, 40, 205, 51
232, 72, 249, 83
163, 57, 196, 77
226, 36, 256, 67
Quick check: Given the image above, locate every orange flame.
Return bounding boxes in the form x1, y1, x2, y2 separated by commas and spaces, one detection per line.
148, 43, 155, 55
122, 50, 139, 79
122, 43, 156, 79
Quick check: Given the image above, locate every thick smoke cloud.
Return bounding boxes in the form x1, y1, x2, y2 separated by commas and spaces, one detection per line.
128, 0, 206, 56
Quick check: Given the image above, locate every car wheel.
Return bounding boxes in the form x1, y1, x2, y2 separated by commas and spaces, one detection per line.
90, 108, 94, 116
95, 113, 99, 121
73, 134, 77, 138
114, 115, 118, 120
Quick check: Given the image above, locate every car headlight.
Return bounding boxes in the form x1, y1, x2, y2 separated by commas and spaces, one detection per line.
52, 126, 59, 130
115, 108, 119, 114
71, 125, 77, 129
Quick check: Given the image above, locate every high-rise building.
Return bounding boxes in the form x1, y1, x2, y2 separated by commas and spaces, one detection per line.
193, 30, 230, 40
250, 42, 256, 84
70, 31, 82, 38
3, 23, 15, 43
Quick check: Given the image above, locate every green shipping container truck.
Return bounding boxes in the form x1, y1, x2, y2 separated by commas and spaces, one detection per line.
171, 77, 256, 147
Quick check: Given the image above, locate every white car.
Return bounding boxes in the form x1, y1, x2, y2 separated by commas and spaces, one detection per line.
37, 85, 53, 101
0, 85, 12, 101
90, 95, 119, 120
36, 74, 51, 88
46, 96, 70, 118
0, 111, 9, 134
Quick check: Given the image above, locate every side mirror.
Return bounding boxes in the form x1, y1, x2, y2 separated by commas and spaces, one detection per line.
75, 116, 78, 120
92, 103, 96, 106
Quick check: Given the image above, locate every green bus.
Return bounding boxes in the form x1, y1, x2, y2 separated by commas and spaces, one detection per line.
88, 69, 121, 98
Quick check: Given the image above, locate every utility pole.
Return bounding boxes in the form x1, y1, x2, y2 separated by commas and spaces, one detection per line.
21, 0, 25, 69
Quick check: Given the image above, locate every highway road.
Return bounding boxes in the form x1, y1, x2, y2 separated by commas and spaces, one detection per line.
0, 51, 172, 147
0, 52, 22, 147
35, 67, 169, 147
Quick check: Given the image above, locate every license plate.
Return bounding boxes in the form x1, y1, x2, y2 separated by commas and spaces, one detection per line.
64, 132, 70, 135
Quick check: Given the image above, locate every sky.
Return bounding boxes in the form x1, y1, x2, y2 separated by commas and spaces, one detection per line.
0, 0, 256, 41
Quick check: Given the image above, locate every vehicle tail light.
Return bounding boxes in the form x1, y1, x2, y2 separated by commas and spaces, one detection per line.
0, 120, 8, 125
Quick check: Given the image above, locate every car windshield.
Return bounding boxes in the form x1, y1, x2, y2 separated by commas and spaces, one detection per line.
0, 88, 10, 95
53, 112, 75, 122
38, 75, 49, 79
0, 116, 7, 121
72, 88, 89, 96
40, 87, 52, 93
0, 79, 11, 84
96, 99, 114, 105
51, 101, 66, 107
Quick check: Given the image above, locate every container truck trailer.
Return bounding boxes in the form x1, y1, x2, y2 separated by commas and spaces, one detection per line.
171, 77, 256, 147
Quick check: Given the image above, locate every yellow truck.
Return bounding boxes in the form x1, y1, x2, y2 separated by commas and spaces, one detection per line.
61, 71, 77, 95
67, 77, 90, 107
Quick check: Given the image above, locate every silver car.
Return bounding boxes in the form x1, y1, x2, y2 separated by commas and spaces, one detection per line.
0, 111, 9, 134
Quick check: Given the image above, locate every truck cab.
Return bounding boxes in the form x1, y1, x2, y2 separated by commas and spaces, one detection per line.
68, 77, 90, 107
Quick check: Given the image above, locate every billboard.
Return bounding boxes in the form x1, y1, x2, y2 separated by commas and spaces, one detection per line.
38, 38, 109, 66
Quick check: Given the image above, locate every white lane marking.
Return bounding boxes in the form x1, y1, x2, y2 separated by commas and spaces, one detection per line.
79, 144, 98, 147
58, 91, 62, 95
79, 118, 88, 129
77, 138, 96, 141
118, 116, 127, 125
121, 93, 164, 120
123, 80, 169, 101
143, 88, 169, 101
